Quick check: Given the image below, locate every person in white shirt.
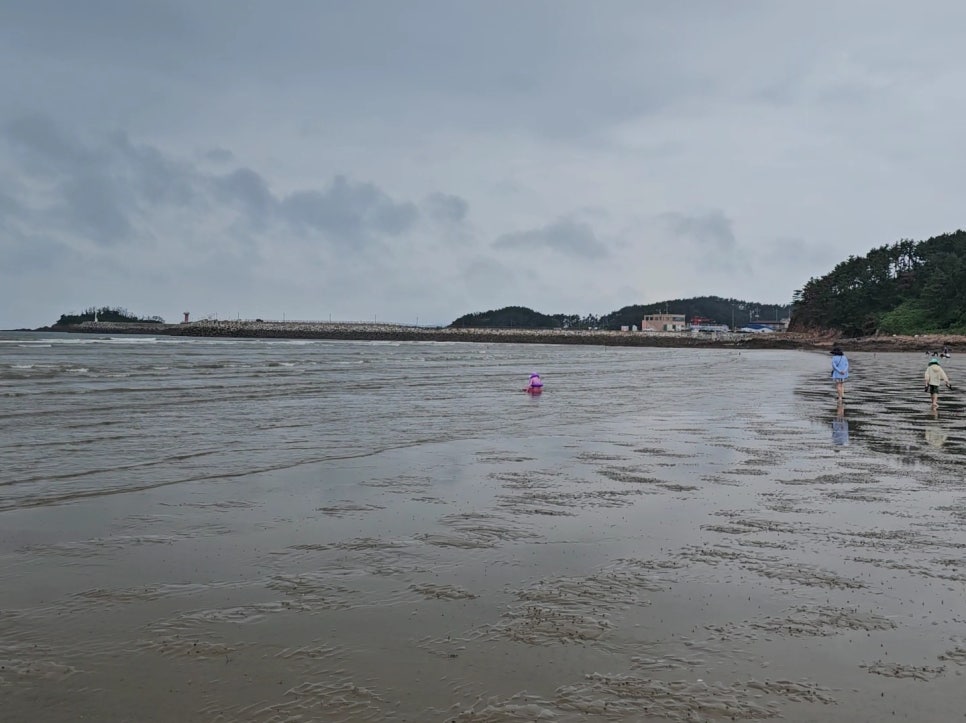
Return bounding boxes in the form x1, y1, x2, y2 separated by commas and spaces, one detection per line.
924, 357, 952, 411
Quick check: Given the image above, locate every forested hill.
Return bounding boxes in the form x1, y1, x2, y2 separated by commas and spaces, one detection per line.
596, 297, 790, 330
55, 306, 165, 326
449, 306, 567, 329
449, 297, 791, 330
789, 230, 966, 337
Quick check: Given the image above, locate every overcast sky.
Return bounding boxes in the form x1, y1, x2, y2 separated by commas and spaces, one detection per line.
2, 1, 965, 328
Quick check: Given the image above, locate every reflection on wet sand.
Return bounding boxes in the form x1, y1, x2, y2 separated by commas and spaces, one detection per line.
831, 402, 849, 446
925, 423, 948, 448
1, 346, 964, 722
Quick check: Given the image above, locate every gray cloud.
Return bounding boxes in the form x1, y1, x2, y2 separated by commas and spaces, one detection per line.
209, 167, 424, 245
0, 225, 79, 273
279, 176, 418, 243
423, 192, 469, 224
111, 132, 195, 207
2, 116, 426, 254
213, 167, 275, 221
57, 174, 133, 245
204, 147, 235, 164
660, 210, 748, 270
2, 118, 188, 245
3, 3, 966, 327
662, 210, 737, 253
4, 114, 102, 176
461, 256, 514, 287
0, 189, 23, 218
494, 218, 608, 259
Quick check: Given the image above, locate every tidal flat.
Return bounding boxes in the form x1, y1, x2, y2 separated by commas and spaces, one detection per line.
1, 334, 964, 721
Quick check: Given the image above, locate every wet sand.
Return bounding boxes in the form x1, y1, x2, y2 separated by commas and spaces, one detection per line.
2, 348, 964, 722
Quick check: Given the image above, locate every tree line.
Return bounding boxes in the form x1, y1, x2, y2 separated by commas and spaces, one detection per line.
56, 306, 165, 326
449, 297, 791, 331
789, 230, 966, 336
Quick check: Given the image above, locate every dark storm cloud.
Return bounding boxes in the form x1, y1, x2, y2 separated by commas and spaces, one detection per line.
493, 218, 608, 258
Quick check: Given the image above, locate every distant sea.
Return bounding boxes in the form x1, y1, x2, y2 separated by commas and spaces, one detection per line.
1, 332, 961, 511
1, 331, 744, 510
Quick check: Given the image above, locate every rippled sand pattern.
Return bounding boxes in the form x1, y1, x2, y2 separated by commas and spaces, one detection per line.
2, 338, 965, 721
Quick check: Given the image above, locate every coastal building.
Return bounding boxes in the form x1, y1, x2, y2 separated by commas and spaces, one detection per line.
641, 313, 686, 332
743, 319, 790, 332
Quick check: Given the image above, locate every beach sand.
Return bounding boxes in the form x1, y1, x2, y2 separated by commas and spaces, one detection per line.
2, 348, 964, 721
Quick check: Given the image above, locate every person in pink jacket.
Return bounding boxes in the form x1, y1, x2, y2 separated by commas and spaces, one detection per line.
525, 372, 544, 393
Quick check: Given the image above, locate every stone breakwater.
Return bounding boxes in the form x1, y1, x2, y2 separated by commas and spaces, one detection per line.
43, 320, 814, 349
42, 321, 965, 351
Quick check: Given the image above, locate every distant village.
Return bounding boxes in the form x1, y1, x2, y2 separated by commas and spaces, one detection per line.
625, 313, 789, 334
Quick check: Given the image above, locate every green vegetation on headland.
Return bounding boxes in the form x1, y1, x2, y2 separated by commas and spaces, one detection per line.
450, 297, 791, 330
55, 306, 165, 326
449, 306, 595, 329
789, 230, 966, 337
596, 298, 790, 330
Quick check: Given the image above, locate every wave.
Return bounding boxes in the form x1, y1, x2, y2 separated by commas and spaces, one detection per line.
94, 337, 158, 344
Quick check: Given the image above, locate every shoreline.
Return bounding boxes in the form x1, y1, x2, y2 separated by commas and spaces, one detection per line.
25, 320, 966, 352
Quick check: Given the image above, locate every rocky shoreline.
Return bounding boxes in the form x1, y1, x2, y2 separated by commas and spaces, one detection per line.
31, 320, 966, 352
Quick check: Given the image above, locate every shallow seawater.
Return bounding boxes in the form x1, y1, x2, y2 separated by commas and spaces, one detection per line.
1, 334, 964, 722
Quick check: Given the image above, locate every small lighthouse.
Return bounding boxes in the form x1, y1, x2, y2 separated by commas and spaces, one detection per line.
183, 311, 190, 324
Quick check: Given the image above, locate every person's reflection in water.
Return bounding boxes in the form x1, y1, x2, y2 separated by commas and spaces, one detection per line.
831, 402, 849, 447
924, 422, 947, 448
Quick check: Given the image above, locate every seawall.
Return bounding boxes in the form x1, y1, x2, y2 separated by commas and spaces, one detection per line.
38, 320, 818, 349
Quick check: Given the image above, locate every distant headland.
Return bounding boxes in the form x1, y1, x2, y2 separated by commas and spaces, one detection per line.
29, 223, 966, 350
